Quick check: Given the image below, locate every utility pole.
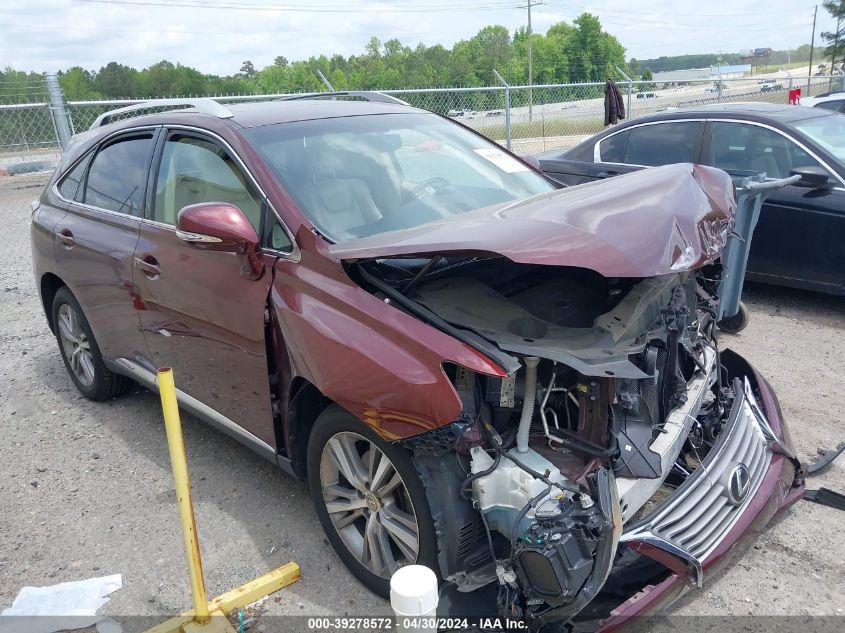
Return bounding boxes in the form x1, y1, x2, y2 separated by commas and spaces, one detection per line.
808, 4, 818, 94
521, 0, 542, 122
831, 15, 842, 91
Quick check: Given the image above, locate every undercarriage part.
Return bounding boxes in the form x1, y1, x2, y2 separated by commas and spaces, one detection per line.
806, 442, 845, 475
413, 450, 496, 591
803, 488, 845, 511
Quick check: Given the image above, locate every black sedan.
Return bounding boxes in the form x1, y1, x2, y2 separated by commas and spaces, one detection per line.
538, 103, 845, 297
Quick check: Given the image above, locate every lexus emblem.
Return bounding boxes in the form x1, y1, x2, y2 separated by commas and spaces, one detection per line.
727, 463, 751, 506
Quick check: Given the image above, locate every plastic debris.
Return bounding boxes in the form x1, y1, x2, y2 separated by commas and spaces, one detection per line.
0, 574, 122, 633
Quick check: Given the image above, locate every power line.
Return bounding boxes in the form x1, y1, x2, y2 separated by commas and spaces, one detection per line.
73, 0, 521, 13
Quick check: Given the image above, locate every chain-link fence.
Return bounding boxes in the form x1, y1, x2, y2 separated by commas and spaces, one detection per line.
3, 72, 844, 173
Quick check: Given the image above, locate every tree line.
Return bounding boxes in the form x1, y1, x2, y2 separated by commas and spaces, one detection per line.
2, 13, 627, 103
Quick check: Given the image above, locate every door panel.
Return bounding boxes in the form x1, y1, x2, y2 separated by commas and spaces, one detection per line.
133, 226, 277, 445
54, 208, 148, 359
133, 130, 277, 446
707, 121, 845, 291
52, 133, 155, 362
746, 188, 845, 291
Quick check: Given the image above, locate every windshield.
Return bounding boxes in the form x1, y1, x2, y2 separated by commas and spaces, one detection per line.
791, 114, 845, 162
243, 112, 554, 242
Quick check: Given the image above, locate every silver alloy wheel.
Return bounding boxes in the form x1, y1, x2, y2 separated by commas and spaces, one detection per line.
319, 431, 420, 579
57, 303, 95, 388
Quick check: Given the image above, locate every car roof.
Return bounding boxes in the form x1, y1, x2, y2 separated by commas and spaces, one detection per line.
224, 99, 418, 128
633, 102, 834, 125
801, 91, 845, 105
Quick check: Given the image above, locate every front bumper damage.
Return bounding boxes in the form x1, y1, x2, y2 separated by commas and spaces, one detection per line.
595, 355, 804, 631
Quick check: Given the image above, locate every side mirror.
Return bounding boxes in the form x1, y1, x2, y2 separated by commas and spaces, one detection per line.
790, 165, 834, 190
521, 155, 542, 171
176, 202, 263, 280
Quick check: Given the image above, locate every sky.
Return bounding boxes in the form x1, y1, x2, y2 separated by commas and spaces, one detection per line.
0, 0, 837, 75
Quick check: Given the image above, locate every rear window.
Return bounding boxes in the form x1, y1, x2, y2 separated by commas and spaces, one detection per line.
57, 155, 91, 201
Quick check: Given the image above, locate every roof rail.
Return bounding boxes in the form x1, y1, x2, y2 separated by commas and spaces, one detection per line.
90, 98, 234, 130
276, 91, 410, 106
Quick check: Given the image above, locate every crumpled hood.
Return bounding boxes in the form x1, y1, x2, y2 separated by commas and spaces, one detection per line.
329, 163, 736, 278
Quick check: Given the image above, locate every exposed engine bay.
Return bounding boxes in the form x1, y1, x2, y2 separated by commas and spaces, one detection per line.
350, 251, 774, 629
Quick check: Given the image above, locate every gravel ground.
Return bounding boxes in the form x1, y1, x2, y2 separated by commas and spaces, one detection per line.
1, 172, 843, 629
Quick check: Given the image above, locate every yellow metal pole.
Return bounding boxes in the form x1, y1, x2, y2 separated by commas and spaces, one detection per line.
158, 367, 210, 625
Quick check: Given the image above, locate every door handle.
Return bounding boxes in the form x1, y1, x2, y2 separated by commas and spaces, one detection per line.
596, 169, 620, 178
134, 255, 161, 278
56, 229, 75, 249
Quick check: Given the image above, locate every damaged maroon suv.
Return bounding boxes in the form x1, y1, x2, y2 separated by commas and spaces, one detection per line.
31, 94, 804, 630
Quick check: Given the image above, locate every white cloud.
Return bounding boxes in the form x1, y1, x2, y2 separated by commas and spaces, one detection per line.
0, 0, 834, 75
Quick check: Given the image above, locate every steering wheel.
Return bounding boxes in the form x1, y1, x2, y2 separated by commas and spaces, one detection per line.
410, 177, 451, 200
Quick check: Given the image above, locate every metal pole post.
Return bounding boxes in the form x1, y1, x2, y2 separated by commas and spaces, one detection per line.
808, 4, 818, 95
524, 0, 541, 122
158, 368, 210, 625
718, 75, 723, 102
493, 70, 511, 150
44, 72, 72, 150
316, 69, 334, 92
831, 16, 841, 92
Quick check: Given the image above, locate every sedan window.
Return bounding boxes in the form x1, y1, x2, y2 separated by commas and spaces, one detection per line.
792, 114, 845, 162
153, 134, 262, 231
624, 122, 703, 166
709, 122, 824, 179
597, 130, 629, 163
814, 100, 845, 112
83, 134, 154, 216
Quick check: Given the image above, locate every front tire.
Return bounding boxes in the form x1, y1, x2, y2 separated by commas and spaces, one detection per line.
718, 301, 750, 334
51, 286, 131, 401
307, 405, 438, 597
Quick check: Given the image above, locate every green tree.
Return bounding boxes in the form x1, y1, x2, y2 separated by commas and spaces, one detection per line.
239, 60, 256, 78
823, 1, 845, 69
96, 62, 138, 98
58, 67, 100, 100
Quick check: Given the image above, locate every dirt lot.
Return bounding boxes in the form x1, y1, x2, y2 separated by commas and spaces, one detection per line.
1, 172, 843, 628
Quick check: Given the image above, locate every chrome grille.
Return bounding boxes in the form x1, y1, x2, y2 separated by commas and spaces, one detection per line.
621, 384, 772, 581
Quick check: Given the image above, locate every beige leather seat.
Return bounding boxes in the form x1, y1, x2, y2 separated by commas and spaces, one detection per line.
300, 175, 383, 237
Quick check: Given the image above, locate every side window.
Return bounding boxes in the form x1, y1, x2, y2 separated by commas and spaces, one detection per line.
154, 134, 262, 231
83, 135, 154, 216
815, 101, 842, 112
709, 122, 823, 179
263, 214, 293, 253
598, 130, 629, 163
624, 122, 703, 166
57, 154, 90, 201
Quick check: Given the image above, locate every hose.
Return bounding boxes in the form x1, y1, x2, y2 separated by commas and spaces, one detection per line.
516, 356, 540, 453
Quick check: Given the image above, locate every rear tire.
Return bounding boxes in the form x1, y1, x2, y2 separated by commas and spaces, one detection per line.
307, 405, 438, 597
51, 286, 131, 401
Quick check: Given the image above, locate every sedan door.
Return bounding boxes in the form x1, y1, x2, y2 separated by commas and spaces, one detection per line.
133, 129, 279, 447
705, 121, 845, 292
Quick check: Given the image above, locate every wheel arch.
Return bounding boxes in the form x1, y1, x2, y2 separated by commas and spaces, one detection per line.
284, 377, 332, 479
40, 272, 67, 333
